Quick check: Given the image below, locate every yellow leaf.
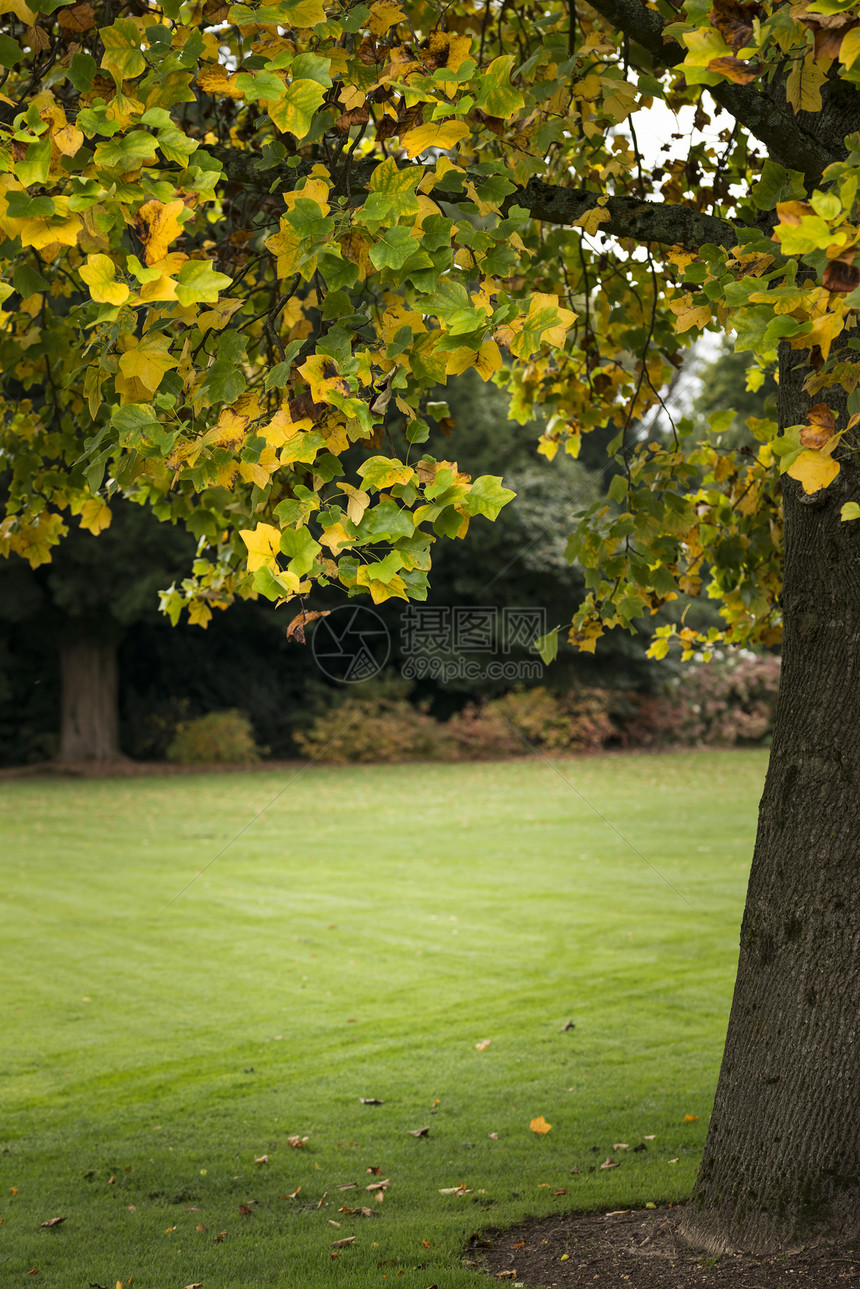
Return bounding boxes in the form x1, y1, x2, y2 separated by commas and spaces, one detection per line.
137, 251, 186, 303
400, 119, 470, 160
318, 520, 355, 553
785, 53, 827, 114
529, 1116, 552, 1134
367, 0, 405, 35
671, 293, 712, 333
240, 522, 282, 572
197, 298, 244, 332
839, 27, 860, 70
474, 339, 502, 381
53, 123, 84, 157
786, 450, 840, 494
78, 498, 112, 535
136, 198, 186, 266
118, 332, 180, 396
339, 83, 365, 110
188, 600, 212, 628
79, 253, 130, 306
197, 64, 245, 99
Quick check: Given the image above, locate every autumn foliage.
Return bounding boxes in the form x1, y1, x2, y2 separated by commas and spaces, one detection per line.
1, 0, 859, 659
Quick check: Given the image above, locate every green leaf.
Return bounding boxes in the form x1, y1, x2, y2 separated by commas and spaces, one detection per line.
15, 138, 51, 187
13, 263, 49, 296
175, 260, 232, 305
234, 70, 286, 102
356, 157, 422, 225
279, 526, 321, 574
0, 34, 23, 69
4, 192, 55, 218
100, 19, 148, 81
93, 131, 160, 173
268, 79, 326, 140
534, 628, 559, 665
369, 225, 416, 271
751, 160, 806, 211
840, 502, 860, 521
459, 475, 516, 519
473, 54, 524, 118
354, 498, 415, 543
68, 50, 97, 92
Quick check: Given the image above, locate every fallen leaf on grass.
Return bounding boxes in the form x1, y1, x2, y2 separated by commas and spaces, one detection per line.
366, 1166, 383, 1175
339, 1206, 378, 1217
337, 1183, 356, 1191
668, 1157, 680, 1164
560, 1020, 575, 1031
107, 1176, 115, 1185
185, 1206, 201, 1211
287, 1136, 309, 1148
238, 1204, 253, 1217
422, 1239, 431, 1248
684, 1114, 699, 1123
40, 1217, 66, 1228
599, 1157, 618, 1170
184, 1283, 205, 1288
329, 1220, 341, 1227
553, 1189, 568, 1195
332, 1236, 355, 1247
643, 1134, 656, 1140
27, 1271, 39, 1276
439, 1184, 471, 1195
164, 1225, 177, 1233
196, 1223, 206, 1232
254, 1155, 269, 1164
365, 1179, 390, 1190
475, 1039, 491, 1051
495, 1273, 517, 1280
360, 1098, 385, 1105
529, 1117, 551, 1134
213, 1231, 226, 1241
612, 1143, 629, 1150
317, 1193, 328, 1209
407, 1127, 429, 1137
489, 1132, 499, 1140
280, 1187, 301, 1199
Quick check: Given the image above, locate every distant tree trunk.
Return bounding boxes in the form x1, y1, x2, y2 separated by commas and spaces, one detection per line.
681, 348, 860, 1253
58, 638, 121, 762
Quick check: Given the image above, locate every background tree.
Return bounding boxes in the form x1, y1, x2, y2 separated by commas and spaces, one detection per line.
1, 0, 859, 1256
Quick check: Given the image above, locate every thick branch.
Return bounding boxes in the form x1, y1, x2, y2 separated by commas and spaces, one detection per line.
510, 179, 739, 249
586, 0, 841, 190
212, 148, 740, 251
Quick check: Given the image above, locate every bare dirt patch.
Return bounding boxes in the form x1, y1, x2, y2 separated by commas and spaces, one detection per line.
474, 1206, 859, 1288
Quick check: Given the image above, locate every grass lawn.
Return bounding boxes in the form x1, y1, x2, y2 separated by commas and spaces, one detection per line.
0, 750, 767, 1288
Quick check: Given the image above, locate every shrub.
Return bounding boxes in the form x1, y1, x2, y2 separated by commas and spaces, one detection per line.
613, 653, 781, 748
294, 692, 451, 764
446, 687, 614, 759
166, 710, 261, 764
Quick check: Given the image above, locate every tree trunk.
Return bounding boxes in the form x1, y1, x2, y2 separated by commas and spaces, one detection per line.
681, 348, 860, 1253
58, 638, 122, 763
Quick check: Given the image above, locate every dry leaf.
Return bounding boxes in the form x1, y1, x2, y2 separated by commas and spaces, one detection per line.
422, 1239, 431, 1248
340, 1205, 378, 1217
489, 1132, 499, 1140
196, 1223, 206, 1232
365, 1178, 390, 1190
407, 1127, 429, 1137
560, 1020, 575, 1031
280, 1187, 301, 1198
599, 1157, 618, 1169
287, 1136, 309, 1148
366, 1166, 382, 1175
529, 1116, 552, 1134
164, 1225, 177, 1233
184, 1284, 205, 1288
336, 1183, 356, 1191
254, 1154, 269, 1163
107, 1176, 115, 1185
39, 1217, 66, 1228
553, 1188, 568, 1195
213, 1231, 226, 1241
607, 1209, 632, 1216
475, 1039, 492, 1051
332, 1236, 355, 1248
317, 1193, 328, 1209
238, 1204, 253, 1216
643, 1134, 656, 1140
612, 1143, 629, 1150
668, 1157, 680, 1164
495, 1273, 517, 1281
286, 609, 330, 644
823, 258, 860, 294
359, 1097, 385, 1105
683, 1114, 699, 1123
439, 1184, 471, 1194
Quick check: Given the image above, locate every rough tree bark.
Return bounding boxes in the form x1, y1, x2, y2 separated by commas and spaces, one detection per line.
59, 638, 122, 763
680, 348, 860, 1253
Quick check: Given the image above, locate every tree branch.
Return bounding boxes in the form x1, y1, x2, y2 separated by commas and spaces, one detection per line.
212, 146, 742, 252
510, 178, 740, 249
585, 0, 842, 190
